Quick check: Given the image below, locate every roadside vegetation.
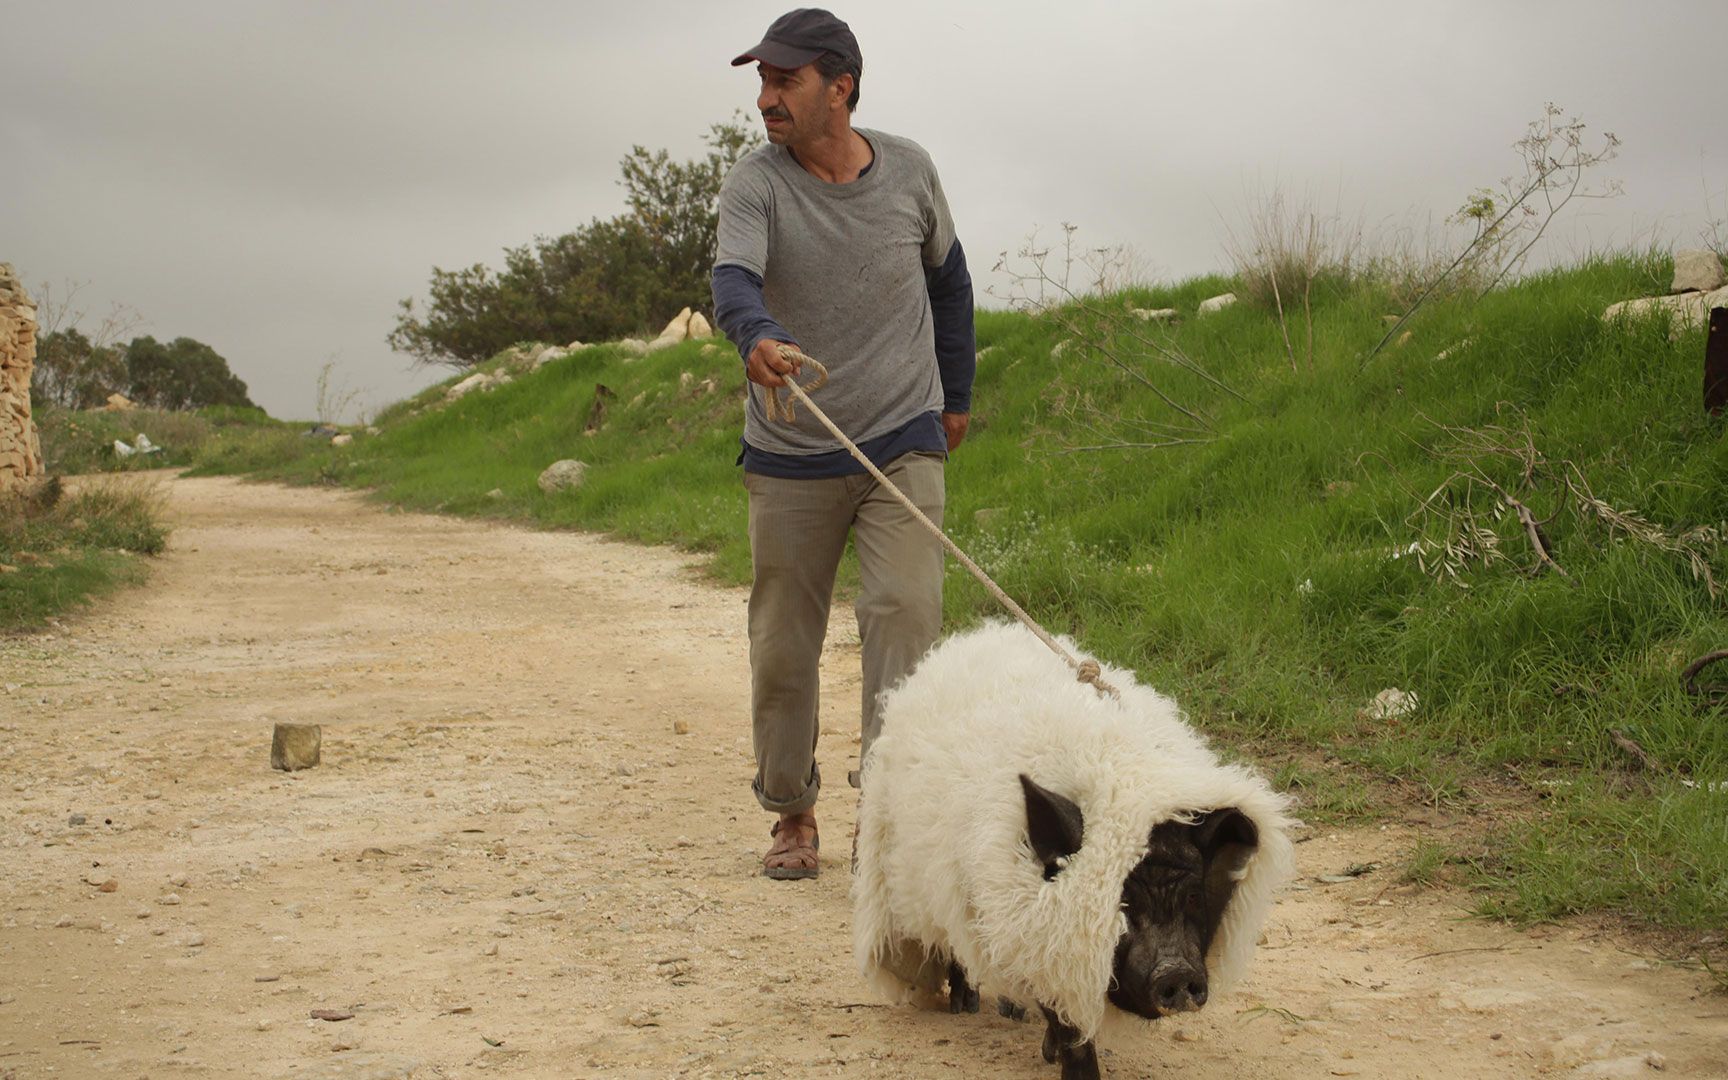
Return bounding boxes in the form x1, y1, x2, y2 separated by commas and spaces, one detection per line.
174, 241, 1728, 936
18, 106, 1727, 946
0, 475, 168, 628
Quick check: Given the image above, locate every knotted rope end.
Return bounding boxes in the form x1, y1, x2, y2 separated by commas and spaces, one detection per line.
1075, 659, 1120, 700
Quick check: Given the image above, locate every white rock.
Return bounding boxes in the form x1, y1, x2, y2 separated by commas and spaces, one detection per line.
1051, 339, 1075, 359
531, 346, 565, 371
1602, 286, 1728, 334
1129, 307, 1179, 322
700, 343, 721, 358
537, 460, 588, 494
1197, 292, 1238, 315
646, 333, 683, 353
679, 371, 695, 390
330, 434, 353, 447
687, 312, 714, 339
564, 339, 588, 350
1361, 688, 1418, 721
656, 307, 694, 342
1672, 248, 1726, 293
616, 338, 649, 358
445, 372, 495, 402
485, 488, 503, 500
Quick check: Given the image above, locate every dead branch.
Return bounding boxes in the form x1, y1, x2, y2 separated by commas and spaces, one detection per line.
1056, 439, 1213, 454
1397, 408, 1719, 592
1493, 483, 1573, 583
1609, 729, 1659, 772
1682, 650, 1728, 699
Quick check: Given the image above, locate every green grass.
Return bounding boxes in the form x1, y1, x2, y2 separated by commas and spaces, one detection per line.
0, 476, 168, 629
35, 402, 299, 475
79, 250, 1728, 931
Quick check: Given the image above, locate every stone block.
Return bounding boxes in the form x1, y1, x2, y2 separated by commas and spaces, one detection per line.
270, 723, 322, 771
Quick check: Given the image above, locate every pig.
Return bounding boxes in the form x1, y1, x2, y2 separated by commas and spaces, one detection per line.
852, 622, 1294, 1078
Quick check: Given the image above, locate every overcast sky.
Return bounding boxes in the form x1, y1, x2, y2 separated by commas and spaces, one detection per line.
4, 0, 1723, 421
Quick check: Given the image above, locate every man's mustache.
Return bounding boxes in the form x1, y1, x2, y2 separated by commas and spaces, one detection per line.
762, 108, 791, 121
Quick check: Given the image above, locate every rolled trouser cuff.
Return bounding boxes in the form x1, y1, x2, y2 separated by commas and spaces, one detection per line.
754, 760, 820, 814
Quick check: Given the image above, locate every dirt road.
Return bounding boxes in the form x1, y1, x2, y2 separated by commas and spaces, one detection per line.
1, 473, 1723, 1079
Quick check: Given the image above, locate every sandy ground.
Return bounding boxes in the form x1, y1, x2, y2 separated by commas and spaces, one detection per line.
1, 472, 1724, 1080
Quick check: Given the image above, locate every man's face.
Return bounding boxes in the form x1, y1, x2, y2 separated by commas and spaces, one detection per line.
756, 62, 829, 146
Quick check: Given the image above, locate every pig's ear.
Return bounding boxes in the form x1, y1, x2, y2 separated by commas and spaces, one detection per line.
1020, 774, 1085, 879
1192, 807, 1258, 878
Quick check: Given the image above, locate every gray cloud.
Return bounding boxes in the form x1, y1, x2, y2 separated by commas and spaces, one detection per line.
3, 0, 1722, 420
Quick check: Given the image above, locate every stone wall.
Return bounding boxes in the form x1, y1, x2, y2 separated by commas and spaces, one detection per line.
0, 263, 46, 494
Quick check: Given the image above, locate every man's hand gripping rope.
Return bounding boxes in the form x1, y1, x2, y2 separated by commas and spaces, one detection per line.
761, 344, 1118, 699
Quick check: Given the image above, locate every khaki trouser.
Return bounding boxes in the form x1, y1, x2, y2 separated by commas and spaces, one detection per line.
745, 450, 945, 814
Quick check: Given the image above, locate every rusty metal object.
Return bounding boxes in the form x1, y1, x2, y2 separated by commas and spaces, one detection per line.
1707, 307, 1728, 416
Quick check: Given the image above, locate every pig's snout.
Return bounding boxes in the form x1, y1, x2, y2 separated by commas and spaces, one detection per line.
1153, 966, 1207, 1013
1110, 951, 1210, 1018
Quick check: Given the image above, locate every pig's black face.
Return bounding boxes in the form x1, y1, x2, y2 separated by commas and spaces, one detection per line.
1020, 776, 1259, 1021
1106, 810, 1256, 1017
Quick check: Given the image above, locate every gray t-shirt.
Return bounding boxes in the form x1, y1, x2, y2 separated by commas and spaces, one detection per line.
714, 128, 956, 456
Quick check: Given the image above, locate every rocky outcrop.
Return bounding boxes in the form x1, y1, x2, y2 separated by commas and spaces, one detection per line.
1197, 292, 1238, 316
446, 370, 513, 403
0, 264, 45, 495
1602, 250, 1728, 334
537, 459, 588, 494
643, 308, 719, 354
1672, 248, 1726, 293
1602, 286, 1728, 334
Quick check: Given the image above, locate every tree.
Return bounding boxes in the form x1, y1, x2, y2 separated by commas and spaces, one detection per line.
29, 279, 143, 408
32, 328, 128, 409
389, 116, 761, 369
123, 336, 256, 411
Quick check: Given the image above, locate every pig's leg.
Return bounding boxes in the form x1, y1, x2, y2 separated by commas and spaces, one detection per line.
1039, 1006, 1100, 1080
946, 960, 981, 1014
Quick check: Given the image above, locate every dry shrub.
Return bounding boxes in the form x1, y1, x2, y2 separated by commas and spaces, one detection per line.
1223, 186, 1363, 312
1223, 186, 1363, 371
56, 475, 170, 555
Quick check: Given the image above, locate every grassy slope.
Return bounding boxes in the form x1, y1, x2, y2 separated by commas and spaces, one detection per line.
187, 253, 1728, 930
0, 476, 169, 629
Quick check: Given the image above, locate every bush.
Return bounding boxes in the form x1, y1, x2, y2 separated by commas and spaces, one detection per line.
389, 118, 761, 369
0, 474, 167, 629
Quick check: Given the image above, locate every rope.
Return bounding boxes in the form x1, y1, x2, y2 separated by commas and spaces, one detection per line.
765, 346, 1119, 699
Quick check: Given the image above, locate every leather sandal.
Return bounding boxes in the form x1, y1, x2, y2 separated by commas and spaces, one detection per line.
763, 813, 819, 880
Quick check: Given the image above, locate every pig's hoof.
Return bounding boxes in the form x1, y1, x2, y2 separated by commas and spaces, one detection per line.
997, 997, 1026, 1021
946, 961, 981, 1014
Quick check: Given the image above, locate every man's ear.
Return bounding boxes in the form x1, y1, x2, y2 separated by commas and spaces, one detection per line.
1192, 807, 1258, 877
1020, 774, 1085, 878
829, 72, 854, 108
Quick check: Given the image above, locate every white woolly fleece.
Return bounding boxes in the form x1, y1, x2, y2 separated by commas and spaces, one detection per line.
851, 621, 1296, 1044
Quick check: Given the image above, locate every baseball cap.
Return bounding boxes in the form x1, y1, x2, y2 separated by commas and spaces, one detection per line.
730, 8, 861, 71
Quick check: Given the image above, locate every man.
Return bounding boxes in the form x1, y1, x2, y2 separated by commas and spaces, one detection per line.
711, 8, 976, 880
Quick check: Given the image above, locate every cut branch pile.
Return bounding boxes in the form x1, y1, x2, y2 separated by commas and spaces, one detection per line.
1400, 407, 1720, 595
